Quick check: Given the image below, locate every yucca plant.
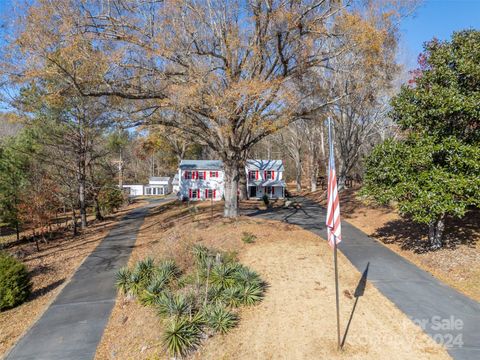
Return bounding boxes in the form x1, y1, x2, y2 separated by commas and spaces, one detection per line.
133, 257, 156, 287
233, 266, 263, 287
202, 304, 238, 334
138, 276, 168, 306
218, 286, 243, 308
157, 259, 180, 284
163, 315, 203, 358
192, 244, 211, 268
115, 266, 132, 295
239, 283, 265, 306
156, 292, 194, 318
209, 263, 238, 289
127, 270, 144, 296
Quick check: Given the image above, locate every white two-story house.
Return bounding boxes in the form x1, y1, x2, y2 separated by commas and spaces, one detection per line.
246, 159, 286, 199
178, 160, 224, 201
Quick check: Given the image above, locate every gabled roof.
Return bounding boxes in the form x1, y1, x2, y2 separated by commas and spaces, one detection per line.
246, 159, 284, 172
179, 160, 224, 170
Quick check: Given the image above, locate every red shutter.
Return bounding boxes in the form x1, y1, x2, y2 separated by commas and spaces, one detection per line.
255, 171, 258, 180
204, 171, 206, 179
272, 171, 275, 179
213, 189, 216, 199
264, 171, 267, 179
184, 171, 187, 179
189, 189, 192, 198
205, 189, 208, 198
216, 171, 218, 177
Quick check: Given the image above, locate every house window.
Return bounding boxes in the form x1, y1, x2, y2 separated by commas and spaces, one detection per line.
189, 189, 199, 199
249, 171, 256, 180
265, 186, 273, 195
199, 171, 205, 180
185, 171, 192, 179
205, 189, 213, 198
146, 187, 152, 195
265, 171, 274, 180
209, 171, 219, 178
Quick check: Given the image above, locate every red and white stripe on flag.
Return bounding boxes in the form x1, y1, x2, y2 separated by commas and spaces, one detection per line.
326, 156, 341, 247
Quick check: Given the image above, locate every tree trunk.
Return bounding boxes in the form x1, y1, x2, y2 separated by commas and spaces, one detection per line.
79, 179, 87, 229
237, 161, 247, 201
15, 222, 20, 242
295, 159, 302, 193
118, 149, 124, 188
94, 197, 104, 221
428, 216, 445, 249
71, 207, 78, 236
223, 162, 239, 218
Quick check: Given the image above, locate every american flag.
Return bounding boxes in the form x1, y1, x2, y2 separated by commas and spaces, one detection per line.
326, 119, 341, 247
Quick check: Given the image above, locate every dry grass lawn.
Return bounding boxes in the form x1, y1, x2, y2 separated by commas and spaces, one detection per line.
0, 200, 145, 357
306, 188, 480, 302
95, 201, 449, 360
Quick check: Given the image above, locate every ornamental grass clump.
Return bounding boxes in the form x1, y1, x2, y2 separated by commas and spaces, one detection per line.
115, 245, 266, 358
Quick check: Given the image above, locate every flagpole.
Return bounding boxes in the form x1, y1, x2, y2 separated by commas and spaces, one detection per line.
327, 117, 341, 351
334, 235, 341, 350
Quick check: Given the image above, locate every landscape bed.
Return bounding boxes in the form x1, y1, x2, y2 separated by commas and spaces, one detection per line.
95, 200, 448, 359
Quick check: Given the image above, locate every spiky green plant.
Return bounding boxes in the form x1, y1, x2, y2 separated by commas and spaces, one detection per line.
157, 259, 180, 284
138, 276, 168, 306
127, 270, 144, 296
233, 266, 263, 287
133, 257, 156, 286
156, 292, 194, 318
163, 316, 203, 358
239, 283, 265, 306
115, 266, 132, 295
192, 244, 211, 268
219, 286, 242, 307
202, 304, 238, 334
209, 263, 238, 289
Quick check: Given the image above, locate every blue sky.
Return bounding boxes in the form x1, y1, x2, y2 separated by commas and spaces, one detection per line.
0, 0, 479, 70
399, 0, 480, 69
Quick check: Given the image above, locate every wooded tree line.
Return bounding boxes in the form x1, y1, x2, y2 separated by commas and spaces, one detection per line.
0, 0, 413, 217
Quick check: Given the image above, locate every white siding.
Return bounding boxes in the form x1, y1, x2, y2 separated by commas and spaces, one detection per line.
178, 169, 224, 201
122, 185, 144, 196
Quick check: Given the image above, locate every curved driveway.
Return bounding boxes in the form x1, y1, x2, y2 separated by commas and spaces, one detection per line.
245, 196, 480, 360
4, 197, 173, 360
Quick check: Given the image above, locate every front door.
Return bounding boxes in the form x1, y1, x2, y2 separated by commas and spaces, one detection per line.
249, 186, 257, 198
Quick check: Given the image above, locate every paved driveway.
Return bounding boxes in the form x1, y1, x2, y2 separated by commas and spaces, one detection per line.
245, 196, 480, 360
4, 196, 174, 360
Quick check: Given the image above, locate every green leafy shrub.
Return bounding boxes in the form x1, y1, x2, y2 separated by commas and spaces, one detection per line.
0, 252, 32, 310
262, 194, 269, 206
99, 187, 125, 215
241, 232, 256, 244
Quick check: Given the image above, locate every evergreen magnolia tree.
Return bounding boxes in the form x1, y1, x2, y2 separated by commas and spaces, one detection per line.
363, 30, 480, 249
